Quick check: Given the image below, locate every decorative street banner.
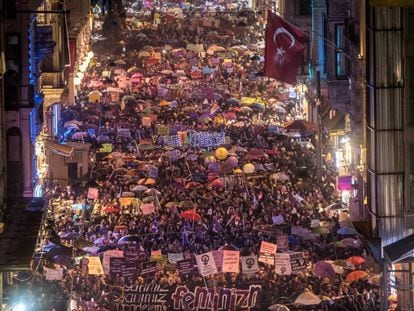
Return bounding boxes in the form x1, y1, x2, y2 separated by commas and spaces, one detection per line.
240, 255, 259, 275
196, 251, 217, 276
222, 250, 240, 273
275, 253, 292, 275
112, 284, 262, 311
177, 259, 195, 278
156, 135, 182, 147
289, 252, 307, 274
189, 131, 226, 147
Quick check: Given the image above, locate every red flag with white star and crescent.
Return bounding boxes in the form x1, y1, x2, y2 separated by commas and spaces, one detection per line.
264, 10, 307, 85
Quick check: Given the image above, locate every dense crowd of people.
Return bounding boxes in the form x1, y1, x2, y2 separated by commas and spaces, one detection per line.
3, 1, 384, 310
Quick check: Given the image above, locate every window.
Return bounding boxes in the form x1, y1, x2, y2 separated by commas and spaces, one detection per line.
295, 0, 311, 16
335, 24, 347, 79
5, 34, 20, 76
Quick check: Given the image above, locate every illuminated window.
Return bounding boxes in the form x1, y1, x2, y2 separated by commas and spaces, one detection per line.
335, 24, 347, 79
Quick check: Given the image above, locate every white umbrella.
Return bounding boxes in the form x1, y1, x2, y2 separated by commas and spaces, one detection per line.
268, 305, 290, 311
294, 291, 321, 305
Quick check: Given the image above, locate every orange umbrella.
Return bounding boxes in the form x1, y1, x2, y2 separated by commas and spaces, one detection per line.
347, 256, 366, 266
185, 181, 202, 189
180, 209, 201, 222
345, 270, 368, 282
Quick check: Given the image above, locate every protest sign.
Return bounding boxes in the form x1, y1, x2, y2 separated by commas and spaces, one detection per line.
240, 255, 259, 275
112, 284, 261, 311
212, 250, 223, 273
260, 241, 277, 254
141, 261, 157, 279
87, 187, 99, 200
124, 244, 142, 262
119, 197, 133, 206
222, 250, 240, 273
276, 235, 289, 252
110, 257, 125, 279
44, 266, 64, 281
87, 256, 104, 275
196, 252, 217, 276
103, 249, 124, 274
141, 202, 155, 215
310, 219, 320, 228
167, 253, 184, 264
177, 259, 195, 278
258, 252, 275, 266
123, 261, 139, 284
275, 253, 292, 275
290, 252, 307, 274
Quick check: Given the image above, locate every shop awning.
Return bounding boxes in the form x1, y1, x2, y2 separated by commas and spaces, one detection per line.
45, 141, 74, 157
0, 198, 45, 271
383, 234, 414, 263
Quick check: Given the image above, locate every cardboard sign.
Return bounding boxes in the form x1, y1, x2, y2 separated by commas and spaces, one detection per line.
222, 250, 240, 273
276, 235, 289, 252
141, 202, 155, 215
119, 197, 133, 207
310, 219, 320, 228
240, 255, 259, 275
110, 257, 125, 279
290, 252, 307, 274
87, 187, 99, 200
142, 116, 152, 127
275, 253, 292, 275
141, 261, 157, 279
177, 259, 195, 278
260, 241, 277, 254
212, 250, 223, 273
167, 253, 184, 264
123, 261, 138, 283
196, 252, 217, 276
258, 252, 275, 266
103, 249, 124, 274
44, 266, 64, 281
88, 256, 104, 275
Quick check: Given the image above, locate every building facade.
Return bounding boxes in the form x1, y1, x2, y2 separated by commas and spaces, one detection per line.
365, 1, 414, 310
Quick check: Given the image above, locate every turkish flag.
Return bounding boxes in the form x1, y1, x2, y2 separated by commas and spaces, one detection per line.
264, 10, 306, 85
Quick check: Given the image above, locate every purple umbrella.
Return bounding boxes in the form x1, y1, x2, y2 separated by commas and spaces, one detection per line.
313, 261, 336, 280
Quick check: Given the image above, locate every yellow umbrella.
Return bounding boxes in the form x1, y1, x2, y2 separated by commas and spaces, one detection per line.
137, 178, 156, 185
88, 90, 102, 103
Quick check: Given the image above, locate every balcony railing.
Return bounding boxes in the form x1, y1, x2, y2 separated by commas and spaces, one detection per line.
40, 72, 65, 89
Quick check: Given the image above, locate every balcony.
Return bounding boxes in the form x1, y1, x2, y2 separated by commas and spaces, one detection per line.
40, 72, 65, 89
327, 79, 350, 111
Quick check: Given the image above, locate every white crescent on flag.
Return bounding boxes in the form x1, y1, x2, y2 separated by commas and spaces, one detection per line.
273, 27, 296, 49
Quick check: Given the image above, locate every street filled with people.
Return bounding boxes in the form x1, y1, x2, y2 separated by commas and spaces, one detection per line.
4, 1, 384, 310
